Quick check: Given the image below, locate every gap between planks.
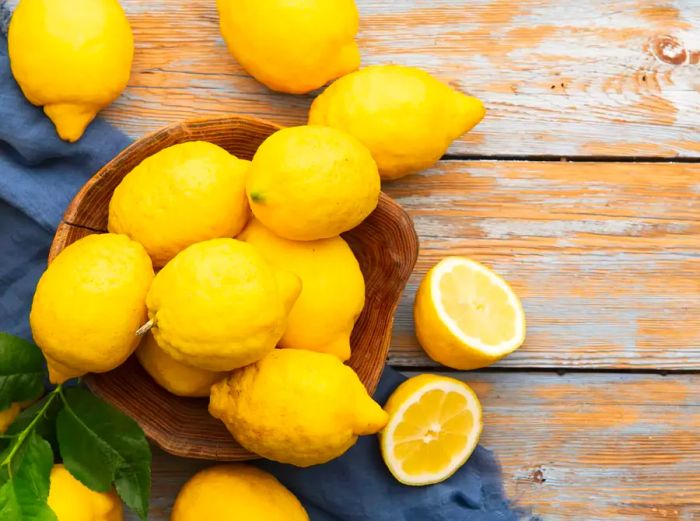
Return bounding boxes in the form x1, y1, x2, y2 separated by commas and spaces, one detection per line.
442, 154, 700, 163
392, 365, 700, 376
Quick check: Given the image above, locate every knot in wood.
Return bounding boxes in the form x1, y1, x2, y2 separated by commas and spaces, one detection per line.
650, 34, 688, 65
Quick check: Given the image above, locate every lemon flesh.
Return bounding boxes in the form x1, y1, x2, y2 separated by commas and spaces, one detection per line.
172, 464, 308, 521
414, 257, 526, 370
8, 0, 133, 142
380, 374, 483, 486
48, 464, 123, 521
309, 64, 485, 180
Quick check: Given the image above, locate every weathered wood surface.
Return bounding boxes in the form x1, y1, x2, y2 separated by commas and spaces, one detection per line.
95, 0, 700, 157
54, 159, 700, 370
126, 372, 700, 521
5, 0, 698, 516
385, 160, 700, 369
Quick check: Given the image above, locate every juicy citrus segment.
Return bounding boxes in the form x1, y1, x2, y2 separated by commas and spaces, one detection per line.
381, 374, 483, 486
436, 259, 523, 352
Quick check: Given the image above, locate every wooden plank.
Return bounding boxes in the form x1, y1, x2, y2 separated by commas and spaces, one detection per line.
131, 372, 700, 521
52, 160, 700, 370
28, 0, 699, 158
384, 160, 700, 369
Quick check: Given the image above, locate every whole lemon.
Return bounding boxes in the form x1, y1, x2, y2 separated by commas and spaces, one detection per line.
246, 126, 380, 241
172, 464, 308, 521
217, 0, 360, 94
309, 64, 486, 180
30, 234, 154, 384
146, 239, 300, 372
136, 332, 226, 398
8, 0, 133, 142
210, 349, 388, 466
240, 219, 364, 360
108, 142, 251, 268
47, 464, 123, 521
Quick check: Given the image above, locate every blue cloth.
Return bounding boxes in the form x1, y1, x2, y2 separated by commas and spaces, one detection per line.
0, 20, 522, 521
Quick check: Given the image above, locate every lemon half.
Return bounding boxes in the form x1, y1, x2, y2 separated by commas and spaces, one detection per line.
414, 257, 526, 370
380, 374, 483, 486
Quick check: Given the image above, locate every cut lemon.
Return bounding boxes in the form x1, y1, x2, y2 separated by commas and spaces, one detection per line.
414, 256, 526, 370
380, 374, 483, 486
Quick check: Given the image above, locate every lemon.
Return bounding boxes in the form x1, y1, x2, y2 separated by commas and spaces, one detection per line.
136, 332, 226, 398
380, 374, 483, 486
217, 0, 359, 94
30, 234, 154, 384
108, 142, 251, 268
414, 257, 526, 370
172, 464, 308, 521
47, 464, 123, 521
239, 219, 364, 360
246, 126, 380, 241
0, 403, 22, 434
210, 349, 387, 467
309, 64, 486, 180
146, 238, 300, 372
8, 0, 133, 142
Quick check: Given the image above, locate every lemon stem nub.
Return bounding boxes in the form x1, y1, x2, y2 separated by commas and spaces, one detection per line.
249, 191, 264, 203
136, 319, 154, 336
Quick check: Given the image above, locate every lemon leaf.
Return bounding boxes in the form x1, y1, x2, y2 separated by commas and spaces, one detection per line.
0, 432, 57, 521
56, 387, 151, 520
5, 397, 62, 456
0, 333, 46, 410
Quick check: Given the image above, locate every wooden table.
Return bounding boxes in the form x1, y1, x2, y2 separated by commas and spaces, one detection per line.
86, 1, 700, 519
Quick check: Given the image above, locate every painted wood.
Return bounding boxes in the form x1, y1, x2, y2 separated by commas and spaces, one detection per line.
51, 159, 700, 370
127, 371, 700, 521
48, 0, 700, 157
384, 160, 700, 369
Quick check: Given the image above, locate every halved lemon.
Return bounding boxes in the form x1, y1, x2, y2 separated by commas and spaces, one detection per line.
380, 374, 483, 486
414, 256, 526, 370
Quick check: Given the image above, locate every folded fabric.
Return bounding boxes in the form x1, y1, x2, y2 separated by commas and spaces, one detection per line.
0, 17, 522, 520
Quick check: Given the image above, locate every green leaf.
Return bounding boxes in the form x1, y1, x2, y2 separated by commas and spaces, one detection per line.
5, 397, 61, 456
0, 433, 57, 521
57, 388, 151, 520
0, 333, 46, 410
0, 481, 21, 520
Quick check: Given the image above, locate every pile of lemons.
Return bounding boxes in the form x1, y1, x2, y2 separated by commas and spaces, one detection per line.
8, 0, 529, 519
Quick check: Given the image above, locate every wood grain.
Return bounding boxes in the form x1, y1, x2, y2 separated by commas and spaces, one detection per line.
128, 371, 700, 521
53, 159, 700, 371
63, 0, 700, 158
385, 160, 700, 369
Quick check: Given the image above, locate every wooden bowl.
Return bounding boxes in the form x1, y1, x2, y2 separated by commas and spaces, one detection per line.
49, 115, 418, 460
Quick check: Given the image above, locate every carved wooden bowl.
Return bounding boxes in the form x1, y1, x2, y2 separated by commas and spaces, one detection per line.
49, 115, 419, 461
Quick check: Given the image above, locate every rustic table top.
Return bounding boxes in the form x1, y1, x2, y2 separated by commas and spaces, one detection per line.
69, 0, 700, 519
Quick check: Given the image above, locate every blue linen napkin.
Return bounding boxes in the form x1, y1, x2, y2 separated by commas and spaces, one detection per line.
0, 17, 522, 520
